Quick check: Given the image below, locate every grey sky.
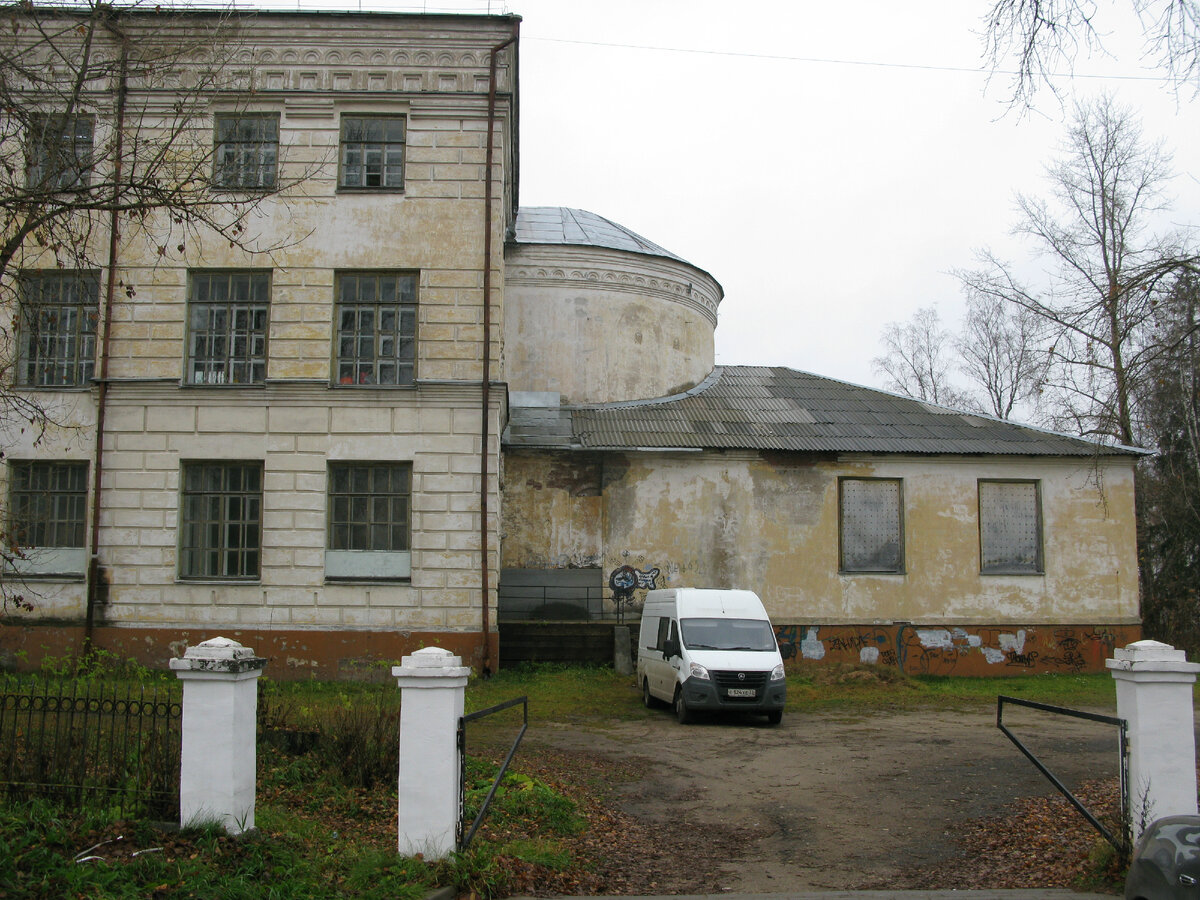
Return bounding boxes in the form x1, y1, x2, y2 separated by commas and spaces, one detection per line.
510, 0, 1200, 390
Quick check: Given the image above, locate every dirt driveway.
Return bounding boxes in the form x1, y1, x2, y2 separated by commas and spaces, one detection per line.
528, 701, 1128, 892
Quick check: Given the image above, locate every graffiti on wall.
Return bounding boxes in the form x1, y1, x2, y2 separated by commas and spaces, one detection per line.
608, 564, 660, 621
773, 622, 1134, 676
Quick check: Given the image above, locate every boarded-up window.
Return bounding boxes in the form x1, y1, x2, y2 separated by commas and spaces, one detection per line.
839, 478, 903, 573
979, 480, 1043, 574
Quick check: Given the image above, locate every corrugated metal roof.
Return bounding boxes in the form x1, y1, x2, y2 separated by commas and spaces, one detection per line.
503, 366, 1143, 457
513, 207, 688, 264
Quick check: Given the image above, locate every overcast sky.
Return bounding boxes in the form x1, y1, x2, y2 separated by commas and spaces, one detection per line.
242, 0, 1200, 393
507, 0, 1200, 391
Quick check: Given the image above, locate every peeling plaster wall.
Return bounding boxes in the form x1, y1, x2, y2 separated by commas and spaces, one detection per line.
501, 449, 1141, 640
504, 244, 720, 404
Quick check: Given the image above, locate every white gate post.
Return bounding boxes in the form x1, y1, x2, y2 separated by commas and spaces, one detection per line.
393, 646, 470, 859
1107, 639, 1200, 841
170, 636, 267, 835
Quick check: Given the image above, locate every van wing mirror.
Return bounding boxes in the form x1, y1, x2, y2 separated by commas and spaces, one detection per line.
663, 638, 680, 659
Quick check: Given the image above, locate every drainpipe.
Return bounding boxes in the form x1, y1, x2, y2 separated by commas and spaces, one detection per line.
479, 23, 517, 676
84, 14, 129, 651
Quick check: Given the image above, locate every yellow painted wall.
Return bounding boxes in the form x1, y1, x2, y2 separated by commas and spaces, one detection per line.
501, 449, 1141, 627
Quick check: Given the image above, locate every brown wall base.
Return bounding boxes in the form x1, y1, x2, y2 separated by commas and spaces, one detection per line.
0, 620, 1142, 680
0, 623, 501, 682
775, 622, 1143, 676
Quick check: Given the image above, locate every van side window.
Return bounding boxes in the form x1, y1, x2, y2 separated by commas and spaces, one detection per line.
655, 617, 670, 651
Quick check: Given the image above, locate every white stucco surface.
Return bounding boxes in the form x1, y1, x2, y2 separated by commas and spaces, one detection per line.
394, 647, 470, 859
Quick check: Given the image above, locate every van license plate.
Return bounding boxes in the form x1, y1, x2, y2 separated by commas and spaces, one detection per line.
727, 688, 756, 698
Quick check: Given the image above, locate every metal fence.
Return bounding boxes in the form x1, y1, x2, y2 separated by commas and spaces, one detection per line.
0, 676, 182, 820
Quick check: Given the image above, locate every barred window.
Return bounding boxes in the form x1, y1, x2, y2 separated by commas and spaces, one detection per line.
979, 480, 1043, 574
214, 114, 278, 189
18, 271, 99, 387
9, 461, 88, 549
179, 462, 262, 580
339, 116, 405, 189
839, 478, 904, 573
186, 272, 270, 385
326, 463, 411, 581
334, 272, 416, 386
26, 114, 94, 190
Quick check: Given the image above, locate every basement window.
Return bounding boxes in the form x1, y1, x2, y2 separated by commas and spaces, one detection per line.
326, 462, 411, 581
839, 477, 904, 573
6, 460, 88, 577
979, 480, 1043, 574
178, 462, 262, 581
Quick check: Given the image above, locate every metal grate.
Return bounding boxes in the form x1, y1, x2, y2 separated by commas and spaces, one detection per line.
0, 677, 182, 820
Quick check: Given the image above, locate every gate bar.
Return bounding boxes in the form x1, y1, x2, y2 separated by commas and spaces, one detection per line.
997, 695, 1129, 854
458, 695, 528, 851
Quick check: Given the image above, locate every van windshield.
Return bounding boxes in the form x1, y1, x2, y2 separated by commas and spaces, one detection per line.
680, 617, 777, 652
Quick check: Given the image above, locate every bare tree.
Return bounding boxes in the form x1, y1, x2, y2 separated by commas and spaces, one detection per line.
873, 306, 978, 409
982, 0, 1200, 106
956, 289, 1049, 420
0, 3, 313, 609
956, 94, 1198, 445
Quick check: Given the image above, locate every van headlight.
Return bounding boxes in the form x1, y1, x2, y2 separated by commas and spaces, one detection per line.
688, 662, 710, 680
770, 664, 785, 681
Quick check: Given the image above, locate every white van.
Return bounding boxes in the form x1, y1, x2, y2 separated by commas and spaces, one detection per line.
636, 588, 786, 725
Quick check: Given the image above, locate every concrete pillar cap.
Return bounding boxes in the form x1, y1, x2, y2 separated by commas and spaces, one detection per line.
1107, 639, 1200, 675
170, 636, 267, 675
392, 646, 470, 680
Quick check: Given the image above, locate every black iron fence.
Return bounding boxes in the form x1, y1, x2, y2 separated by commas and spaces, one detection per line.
0, 676, 182, 820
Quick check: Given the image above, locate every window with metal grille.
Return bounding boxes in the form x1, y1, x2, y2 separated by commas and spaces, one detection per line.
214, 114, 278, 189
979, 480, 1043, 574
26, 114, 94, 190
334, 272, 416, 386
18, 271, 99, 387
339, 116, 405, 189
186, 272, 270, 385
839, 477, 904, 573
326, 463, 411, 581
9, 461, 87, 549
179, 462, 262, 580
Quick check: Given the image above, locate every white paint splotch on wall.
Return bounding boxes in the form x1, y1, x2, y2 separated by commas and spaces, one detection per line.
801, 627, 825, 660
999, 631, 1027, 655
860, 646, 880, 664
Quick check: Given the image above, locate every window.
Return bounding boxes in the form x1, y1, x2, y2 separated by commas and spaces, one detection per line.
7, 461, 88, 576
186, 271, 270, 385
979, 480, 1043, 574
26, 114, 94, 190
334, 272, 417, 386
214, 114, 278, 189
18, 271, 99, 387
839, 477, 904, 573
339, 116, 405, 189
326, 463, 411, 580
179, 462, 262, 580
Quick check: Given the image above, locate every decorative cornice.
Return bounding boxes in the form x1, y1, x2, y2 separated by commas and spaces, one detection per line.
506, 246, 721, 326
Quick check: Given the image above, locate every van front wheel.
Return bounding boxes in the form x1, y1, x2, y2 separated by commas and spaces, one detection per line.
766, 710, 783, 725
674, 688, 692, 725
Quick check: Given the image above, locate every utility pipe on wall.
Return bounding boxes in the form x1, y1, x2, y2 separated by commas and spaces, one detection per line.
479, 23, 518, 676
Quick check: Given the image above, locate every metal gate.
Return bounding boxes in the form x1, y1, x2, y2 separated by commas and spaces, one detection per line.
997, 694, 1129, 854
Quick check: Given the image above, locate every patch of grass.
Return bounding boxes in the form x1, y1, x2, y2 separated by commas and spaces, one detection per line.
782, 664, 1118, 713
